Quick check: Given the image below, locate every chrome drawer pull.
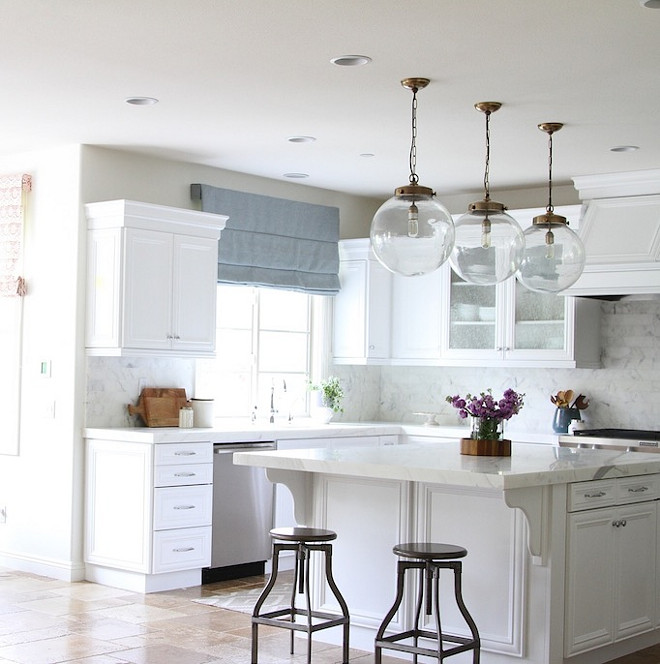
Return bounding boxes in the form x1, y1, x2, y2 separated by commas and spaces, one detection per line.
627, 486, 649, 493
174, 472, 195, 477
173, 505, 195, 510
173, 547, 195, 553
174, 451, 197, 456
584, 491, 606, 498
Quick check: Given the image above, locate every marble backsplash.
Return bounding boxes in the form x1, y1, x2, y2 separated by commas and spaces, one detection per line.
332, 299, 660, 435
86, 300, 660, 434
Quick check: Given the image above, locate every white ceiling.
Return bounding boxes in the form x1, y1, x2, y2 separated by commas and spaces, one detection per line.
3, 0, 659, 199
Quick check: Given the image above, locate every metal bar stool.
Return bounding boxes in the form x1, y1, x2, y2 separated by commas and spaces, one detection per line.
375, 542, 480, 664
251, 526, 350, 664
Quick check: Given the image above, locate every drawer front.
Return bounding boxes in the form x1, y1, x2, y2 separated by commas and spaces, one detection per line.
154, 463, 212, 487
617, 474, 660, 504
153, 485, 213, 530
152, 526, 211, 572
568, 479, 618, 511
154, 442, 212, 465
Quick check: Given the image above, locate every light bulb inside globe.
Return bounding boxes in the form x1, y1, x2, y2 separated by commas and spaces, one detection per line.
408, 203, 419, 238
545, 229, 555, 259
481, 218, 492, 249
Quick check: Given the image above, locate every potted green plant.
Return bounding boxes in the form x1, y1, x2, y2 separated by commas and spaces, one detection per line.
309, 376, 344, 422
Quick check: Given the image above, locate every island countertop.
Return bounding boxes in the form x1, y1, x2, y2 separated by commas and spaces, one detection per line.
233, 440, 660, 490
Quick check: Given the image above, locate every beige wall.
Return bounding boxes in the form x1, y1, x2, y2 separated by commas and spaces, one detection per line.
79, 145, 382, 238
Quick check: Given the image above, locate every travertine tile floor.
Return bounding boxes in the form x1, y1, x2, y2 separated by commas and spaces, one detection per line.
0, 566, 658, 663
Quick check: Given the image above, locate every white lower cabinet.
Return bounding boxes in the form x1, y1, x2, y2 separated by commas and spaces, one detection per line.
85, 438, 213, 592
565, 477, 658, 656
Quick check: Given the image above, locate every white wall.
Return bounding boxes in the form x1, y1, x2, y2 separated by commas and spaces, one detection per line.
0, 145, 87, 579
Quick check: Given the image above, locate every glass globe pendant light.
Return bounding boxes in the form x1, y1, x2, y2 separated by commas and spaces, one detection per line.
450, 102, 524, 285
517, 123, 585, 293
370, 78, 455, 277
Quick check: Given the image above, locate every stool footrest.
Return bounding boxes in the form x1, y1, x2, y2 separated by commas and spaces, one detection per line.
253, 607, 348, 634
376, 628, 478, 659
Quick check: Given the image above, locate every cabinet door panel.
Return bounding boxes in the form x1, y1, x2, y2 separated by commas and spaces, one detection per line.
172, 235, 218, 352
391, 270, 442, 359
333, 259, 367, 359
615, 503, 656, 640
565, 508, 616, 655
124, 229, 172, 349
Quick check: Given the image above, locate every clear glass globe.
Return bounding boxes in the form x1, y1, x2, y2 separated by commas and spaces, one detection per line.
370, 188, 455, 276
449, 205, 524, 285
517, 218, 585, 293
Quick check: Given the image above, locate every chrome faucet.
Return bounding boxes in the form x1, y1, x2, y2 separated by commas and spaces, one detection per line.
269, 379, 287, 424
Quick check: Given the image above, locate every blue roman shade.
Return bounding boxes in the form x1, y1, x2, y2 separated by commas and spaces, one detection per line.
192, 184, 340, 295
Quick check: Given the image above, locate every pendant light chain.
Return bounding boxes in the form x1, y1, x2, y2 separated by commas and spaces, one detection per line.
547, 131, 555, 214
409, 86, 419, 186
483, 109, 492, 201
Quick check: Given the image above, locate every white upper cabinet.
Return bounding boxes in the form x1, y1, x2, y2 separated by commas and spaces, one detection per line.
332, 239, 391, 364
85, 200, 227, 357
334, 214, 601, 369
442, 266, 601, 368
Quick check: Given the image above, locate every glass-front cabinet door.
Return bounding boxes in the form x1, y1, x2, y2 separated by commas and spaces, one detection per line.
444, 268, 505, 360
508, 282, 568, 357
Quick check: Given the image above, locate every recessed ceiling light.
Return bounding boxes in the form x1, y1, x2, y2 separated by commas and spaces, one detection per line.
283, 172, 309, 179
330, 54, 372, 67
287, 136, 316, 143
610, 145, 640, 152
640, 0, 660, 8
125, 97, 159, 106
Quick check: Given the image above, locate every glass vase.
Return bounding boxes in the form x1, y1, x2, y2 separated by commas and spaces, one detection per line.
472, 416, 503, 441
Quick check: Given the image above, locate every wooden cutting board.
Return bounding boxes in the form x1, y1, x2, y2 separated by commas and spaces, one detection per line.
128, 388, 190, 427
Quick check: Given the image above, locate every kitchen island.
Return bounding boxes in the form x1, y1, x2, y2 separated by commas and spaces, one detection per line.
234, 441, 660, 664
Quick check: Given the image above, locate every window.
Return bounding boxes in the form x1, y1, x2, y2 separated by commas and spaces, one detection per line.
195, 285, 328, 421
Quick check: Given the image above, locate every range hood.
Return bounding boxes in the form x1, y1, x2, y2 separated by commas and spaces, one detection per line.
562, 170, 660, 299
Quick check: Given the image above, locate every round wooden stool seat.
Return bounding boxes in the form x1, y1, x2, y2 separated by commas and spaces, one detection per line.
393, 542, 468, 560
270, 526, 337, 543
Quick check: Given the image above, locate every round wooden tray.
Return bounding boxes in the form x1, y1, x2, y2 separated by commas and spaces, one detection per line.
460, 438, 511, 457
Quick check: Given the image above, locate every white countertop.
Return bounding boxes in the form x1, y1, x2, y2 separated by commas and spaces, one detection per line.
83, 420, 557, 445
233, 441, 660, 490
83, 421, 404, 443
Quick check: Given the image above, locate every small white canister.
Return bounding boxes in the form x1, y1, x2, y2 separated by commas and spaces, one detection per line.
191, 398, 215, 428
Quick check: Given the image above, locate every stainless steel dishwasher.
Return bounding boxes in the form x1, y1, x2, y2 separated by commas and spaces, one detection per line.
202, 441, 276, 583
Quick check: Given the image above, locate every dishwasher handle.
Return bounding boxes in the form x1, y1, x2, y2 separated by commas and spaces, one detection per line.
214, 442, 276, 454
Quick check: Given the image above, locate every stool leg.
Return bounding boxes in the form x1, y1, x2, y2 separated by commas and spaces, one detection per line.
252, 543, 284, 664
413, 563, 427, 664
375, 560, 412, 664
304, 545, 313, 664
432, 564, 444, 662
289, 543, 302, 655
451, 562, 480, 664
320, 543, 350, 664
